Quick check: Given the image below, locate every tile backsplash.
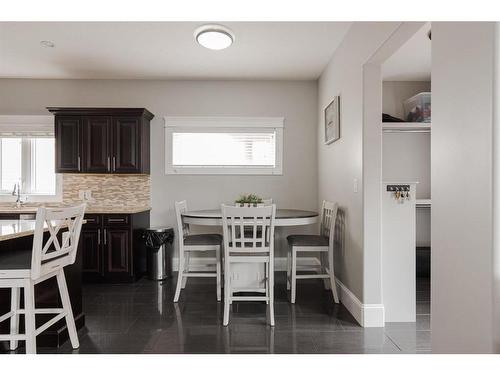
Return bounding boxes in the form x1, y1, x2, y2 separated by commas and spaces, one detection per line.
0, 174, 150, 210
62, 174, 150, 209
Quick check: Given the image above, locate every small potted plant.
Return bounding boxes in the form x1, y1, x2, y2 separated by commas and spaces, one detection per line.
235, 193, 263, 207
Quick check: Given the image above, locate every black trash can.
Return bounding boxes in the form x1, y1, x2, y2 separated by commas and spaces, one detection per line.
142, 227, 174, 281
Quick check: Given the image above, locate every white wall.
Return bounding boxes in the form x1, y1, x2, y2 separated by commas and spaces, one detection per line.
318, 22, 401, 301
432, 22, 495, 353
0, 79, 318, 258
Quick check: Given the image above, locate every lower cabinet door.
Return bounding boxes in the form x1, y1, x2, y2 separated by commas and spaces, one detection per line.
81, 227, 103, 281
104, 227, 132, 280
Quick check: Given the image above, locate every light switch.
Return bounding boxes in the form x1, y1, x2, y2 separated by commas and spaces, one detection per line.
353, 178, 359, 193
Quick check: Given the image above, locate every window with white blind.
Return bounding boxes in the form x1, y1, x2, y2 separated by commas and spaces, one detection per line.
165, 117, 284, 175
0, 116, 62, 201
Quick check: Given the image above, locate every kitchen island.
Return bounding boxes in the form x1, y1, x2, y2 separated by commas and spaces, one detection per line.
0, 219, 84, 351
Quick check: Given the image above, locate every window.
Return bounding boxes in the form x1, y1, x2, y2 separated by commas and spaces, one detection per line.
165, 116, 284, 175
0, 116, 62, 201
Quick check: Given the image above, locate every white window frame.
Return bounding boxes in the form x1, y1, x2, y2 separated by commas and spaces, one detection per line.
164, 116, 284, 175
0, 115, 63, 203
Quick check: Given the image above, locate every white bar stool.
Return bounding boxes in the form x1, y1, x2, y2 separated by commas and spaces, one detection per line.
0, 204, 86, 354
173, 200, 222, 303
286, 200, 339, 304
221, 204, 276, 326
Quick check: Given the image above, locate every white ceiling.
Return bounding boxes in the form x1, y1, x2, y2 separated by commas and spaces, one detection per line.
382, 23, 431, 81
0, 22, 351, 80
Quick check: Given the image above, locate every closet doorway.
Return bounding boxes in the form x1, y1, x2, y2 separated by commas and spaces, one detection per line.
380, 22, 431, 324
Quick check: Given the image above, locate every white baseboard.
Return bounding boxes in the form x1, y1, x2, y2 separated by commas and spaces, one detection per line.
335, 278, 385, 327
171, 257, 385, 327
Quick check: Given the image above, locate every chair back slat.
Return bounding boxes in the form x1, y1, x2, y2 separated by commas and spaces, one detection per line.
31, 204, 86, 280
221, 205, 276, 254
319, 200, 338, 244
175, 201, 190, 246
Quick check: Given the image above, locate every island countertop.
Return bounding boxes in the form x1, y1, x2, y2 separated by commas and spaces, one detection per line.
0, 206, 151, 214
0, 219, 86, 242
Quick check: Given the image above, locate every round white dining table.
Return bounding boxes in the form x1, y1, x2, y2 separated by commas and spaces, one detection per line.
182, 208, 319, 227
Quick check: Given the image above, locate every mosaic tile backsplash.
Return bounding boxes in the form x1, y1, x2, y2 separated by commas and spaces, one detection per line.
62, 174, 150, 209
0, 174, 150, 210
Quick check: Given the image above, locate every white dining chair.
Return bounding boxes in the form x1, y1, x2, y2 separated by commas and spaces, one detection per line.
286, 200, 339, 304
174, 200, 222, 303
0, 204, 86, 354
221, 204, 276, 326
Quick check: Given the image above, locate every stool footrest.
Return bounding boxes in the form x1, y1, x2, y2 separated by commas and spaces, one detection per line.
0, 334, 26, 341
182, 272, 217, 277
231, 296, 268, 302
0, 311, 15, 323
35, 312, 66, 336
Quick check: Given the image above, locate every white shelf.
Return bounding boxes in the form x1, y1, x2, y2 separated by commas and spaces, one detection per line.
382, 122, 431, 132
416, 199, 431, 208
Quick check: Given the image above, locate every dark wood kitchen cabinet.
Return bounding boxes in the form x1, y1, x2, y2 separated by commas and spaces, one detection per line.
83, 116, 111, 173
48, 108, 153, 174
80, 211, 149, 283
55, 116, 82, 172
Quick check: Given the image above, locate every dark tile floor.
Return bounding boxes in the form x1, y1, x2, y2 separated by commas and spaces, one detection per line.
4, 274, 431, 354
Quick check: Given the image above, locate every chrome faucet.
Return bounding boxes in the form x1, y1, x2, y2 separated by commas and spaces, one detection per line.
12, 182, 27, 208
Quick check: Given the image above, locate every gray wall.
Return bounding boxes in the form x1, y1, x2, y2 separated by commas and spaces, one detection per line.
0, 79, 319, 258
432, 22, 495, 353
494, 22, 500, 354
318, 22, 401, 301
382, 131, 431, 247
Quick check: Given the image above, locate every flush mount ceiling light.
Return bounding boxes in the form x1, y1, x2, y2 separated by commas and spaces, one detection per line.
40, 40, 55, 48
194, 24, 234, 50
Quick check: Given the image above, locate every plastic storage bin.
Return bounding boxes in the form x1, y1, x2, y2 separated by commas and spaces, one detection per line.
403, 92, 431, 123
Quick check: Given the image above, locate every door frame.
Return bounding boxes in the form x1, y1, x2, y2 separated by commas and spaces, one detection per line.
361, 22, 427, 327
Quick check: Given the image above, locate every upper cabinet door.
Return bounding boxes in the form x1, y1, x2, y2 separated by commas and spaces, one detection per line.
55, 116, 82, 173
83, 116, 111, 173
112, 117, 141, 173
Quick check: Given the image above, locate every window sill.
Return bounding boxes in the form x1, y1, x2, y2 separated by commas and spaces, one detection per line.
0, 195, 62, 203
166, 166, 283, 175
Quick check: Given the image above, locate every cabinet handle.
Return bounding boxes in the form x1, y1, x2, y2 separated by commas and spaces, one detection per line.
108, 218, 126, 223
104, 229, 107, 245
78, 156, 81, 171
107, 156, 110, 171
112, 156, 116, 172
98, 229, 101, 245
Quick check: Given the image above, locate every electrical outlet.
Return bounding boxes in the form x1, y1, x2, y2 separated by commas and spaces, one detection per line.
84, 190, 92, 201
78, 190, 85, 200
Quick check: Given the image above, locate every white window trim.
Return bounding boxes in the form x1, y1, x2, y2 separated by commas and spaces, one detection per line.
0, 175, 63, 203
164, 116, 284, 175
0, 115, 62, 202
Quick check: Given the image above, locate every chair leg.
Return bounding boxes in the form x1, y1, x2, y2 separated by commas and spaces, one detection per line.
9, 287, 20, 351
23, 280, 36, 354
328, 250, 339, 304
291, 249, 297, 304
216, 247, 222, 302
223, 258, 230, 326
268, 260, 275, 327
173, 256, 184, 303
57, 270, 79, 349
181, 252, 190, 289
265, 263, 269, 305
321, 253, 330, 290
286, 247, 291, 290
